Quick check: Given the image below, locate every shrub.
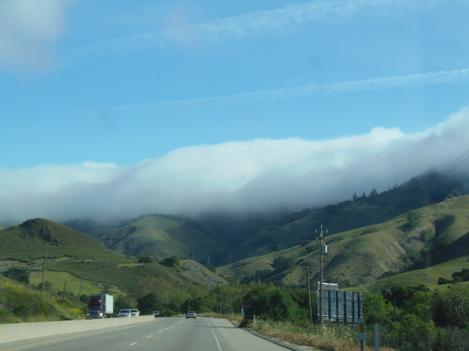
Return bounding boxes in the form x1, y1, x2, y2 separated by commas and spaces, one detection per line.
137, 256, 157, 264
438, 277, 452, 285
3, 268, 29, 284
272, 256, 294, 272
452, 268, 469, 282
388, 313, 438, 351
364, 292, 394, 324
434, 328, 469, 351
433, 285, 469, 329
242, 286, 301, 321
160, 256, 179, 267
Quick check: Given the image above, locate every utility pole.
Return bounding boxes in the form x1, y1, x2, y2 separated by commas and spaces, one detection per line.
62, 280, 67, 301
40, 243, 48, 296
316, 225, 327, 325
306, 265, 313, 323
206, 256, 211, 268
78, 279, 83, 301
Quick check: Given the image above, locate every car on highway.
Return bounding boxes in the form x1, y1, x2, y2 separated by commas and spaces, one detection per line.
153, 310, 160, 317
117, 309, 132, 317
130, 309, 140, 317
186, 311, 197, 319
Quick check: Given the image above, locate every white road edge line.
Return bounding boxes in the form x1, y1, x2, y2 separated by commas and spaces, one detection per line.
210, 328, 223, 351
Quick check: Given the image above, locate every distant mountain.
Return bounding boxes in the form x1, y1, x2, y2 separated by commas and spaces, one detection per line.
68, 214, 222, 262
218, 194, 469, 289
234, 172, 469, 259
66, 172, 469, 266
0, 218, 122, 261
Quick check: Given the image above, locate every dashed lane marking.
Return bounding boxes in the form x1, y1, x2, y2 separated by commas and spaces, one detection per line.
210, 328, 223, 351
129, 341, 138, 346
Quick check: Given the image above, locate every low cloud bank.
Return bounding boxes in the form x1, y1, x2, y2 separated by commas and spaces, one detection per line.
1, 108, 469, 224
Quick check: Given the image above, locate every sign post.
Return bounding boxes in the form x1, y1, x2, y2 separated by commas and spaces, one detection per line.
374, 323, 381, 351
357, 319, 366, 351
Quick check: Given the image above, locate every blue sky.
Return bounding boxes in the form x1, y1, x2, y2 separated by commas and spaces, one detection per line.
2, 0, 469, 222
1, 0, 469, 168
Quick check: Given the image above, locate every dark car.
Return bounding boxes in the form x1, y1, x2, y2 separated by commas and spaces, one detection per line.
186, 311, 197, 319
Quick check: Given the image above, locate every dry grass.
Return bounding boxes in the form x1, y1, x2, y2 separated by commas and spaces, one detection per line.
251, 320, 394, 351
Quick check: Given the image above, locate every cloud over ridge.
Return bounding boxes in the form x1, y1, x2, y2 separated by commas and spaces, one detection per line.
1, 108, 469, 224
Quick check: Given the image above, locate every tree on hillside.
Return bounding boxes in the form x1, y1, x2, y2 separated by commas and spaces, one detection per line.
160, 256, 179, 267
272, 256, 294, 272
3, 268, 29, 284
137, 293, 159, 314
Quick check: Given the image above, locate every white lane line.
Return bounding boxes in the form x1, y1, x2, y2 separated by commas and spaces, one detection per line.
158, 330, 163, 334
210, 328, 223, 351
129, 341, 138, 346
147, 334, 153, 338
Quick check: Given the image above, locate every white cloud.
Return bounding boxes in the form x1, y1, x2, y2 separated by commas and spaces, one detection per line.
1, 108, 469, 224
0, 0, 72, 71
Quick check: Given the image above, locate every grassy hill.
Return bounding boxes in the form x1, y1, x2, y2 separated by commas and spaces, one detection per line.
219, 195, 469, 289
0, 275, 84, 323
68, 214, 222, 263
234, 172, 469, 259
0, 218, 122, 261
359, 256, 469, 291
0, 218, 225, 320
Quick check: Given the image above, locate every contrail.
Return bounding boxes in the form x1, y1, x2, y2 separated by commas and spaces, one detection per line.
113, 67, 469, 111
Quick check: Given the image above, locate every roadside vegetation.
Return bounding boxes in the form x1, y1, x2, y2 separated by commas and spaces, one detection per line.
0, 276, 84, 323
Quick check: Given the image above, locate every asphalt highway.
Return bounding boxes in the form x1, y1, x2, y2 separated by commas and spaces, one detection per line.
1, 317, 290, 351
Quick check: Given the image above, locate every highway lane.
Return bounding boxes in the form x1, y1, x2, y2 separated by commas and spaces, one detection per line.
1, 317, 290, 351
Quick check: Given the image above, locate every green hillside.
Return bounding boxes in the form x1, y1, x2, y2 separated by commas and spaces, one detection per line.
0, 219, 225, 315
360, 256, 469, 291
69, 214, 222, 262
0, 218, 122, 261
235, 172, 469, 259
0, 275, 84, 323
219, 195, 469, 289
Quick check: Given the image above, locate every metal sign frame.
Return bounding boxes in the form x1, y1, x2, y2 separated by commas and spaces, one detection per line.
317, 286, 364, 324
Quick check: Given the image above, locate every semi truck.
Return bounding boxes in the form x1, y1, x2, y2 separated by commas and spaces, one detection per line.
87, 294, 114, 319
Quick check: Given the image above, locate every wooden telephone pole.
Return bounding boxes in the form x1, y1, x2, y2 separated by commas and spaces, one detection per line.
305, 265, 313, 323
40, 243, 48, 296
316, 225, 327, 325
